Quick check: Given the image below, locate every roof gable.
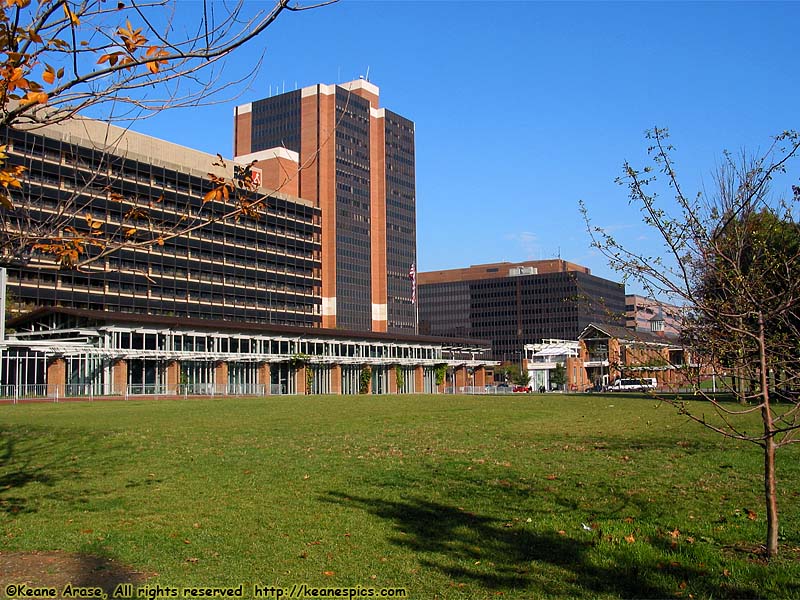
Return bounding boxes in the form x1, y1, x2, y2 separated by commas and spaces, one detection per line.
579, 322, 679, 348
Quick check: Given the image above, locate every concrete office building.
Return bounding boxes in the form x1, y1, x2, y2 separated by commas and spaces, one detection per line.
418, 260, 626, 361
1, 117, 322, 326
233, 79, 416, 334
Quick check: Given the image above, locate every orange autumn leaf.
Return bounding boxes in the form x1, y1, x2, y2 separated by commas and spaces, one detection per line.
62, 3, 80, 25
84, 213, 102, 230
145, 46, 169, 74
0, 164, 25, 188
5, 67, 30, 92
97, 53, 122, 67
25, 91, 48, 105
117, 20, 147, 52
42, 65, 56, 85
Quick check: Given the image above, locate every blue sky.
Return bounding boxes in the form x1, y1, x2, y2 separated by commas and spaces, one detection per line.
130, 0, 800, 288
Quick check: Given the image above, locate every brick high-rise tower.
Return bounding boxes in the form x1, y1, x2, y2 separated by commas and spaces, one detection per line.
233, 79, 416, 333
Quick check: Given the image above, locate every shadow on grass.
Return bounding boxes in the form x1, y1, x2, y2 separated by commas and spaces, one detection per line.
0, 427, 150, 592
323, 491, 767, 599
0, 550, 148, 593
0, 425, 125, 516
72, 553, 148, 592
0, 429, 60, 516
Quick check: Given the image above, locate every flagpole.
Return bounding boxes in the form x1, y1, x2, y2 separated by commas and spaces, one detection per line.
409, 262, 418, 335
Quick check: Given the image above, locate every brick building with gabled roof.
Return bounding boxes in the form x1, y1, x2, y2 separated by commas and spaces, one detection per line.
579, 322, 695, 390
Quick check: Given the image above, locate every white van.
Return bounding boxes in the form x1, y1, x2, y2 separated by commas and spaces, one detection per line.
608, 378, 657, 392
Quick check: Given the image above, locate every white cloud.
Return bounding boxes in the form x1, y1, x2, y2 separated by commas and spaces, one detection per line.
504, 231, 541, 260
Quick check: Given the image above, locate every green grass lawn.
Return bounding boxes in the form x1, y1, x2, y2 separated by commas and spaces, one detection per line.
1, 394, 799, 599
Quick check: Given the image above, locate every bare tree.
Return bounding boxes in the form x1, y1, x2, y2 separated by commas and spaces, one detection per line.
582, 127, 800, 559
0, 0, 335, 130
0, 0, 335, 267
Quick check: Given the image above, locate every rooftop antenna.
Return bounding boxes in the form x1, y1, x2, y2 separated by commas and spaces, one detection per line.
365, 66, 370, 82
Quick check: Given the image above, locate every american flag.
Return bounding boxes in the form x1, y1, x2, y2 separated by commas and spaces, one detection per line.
409, 262, 416, 305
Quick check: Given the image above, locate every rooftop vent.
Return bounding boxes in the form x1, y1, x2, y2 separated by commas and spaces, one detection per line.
509, 266, 537, 277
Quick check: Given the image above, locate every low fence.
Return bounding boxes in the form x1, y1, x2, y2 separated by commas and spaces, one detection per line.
445, 385, 703, 395
443, 385, 520, 395
0, 383, 707, 404
0, 382, 285, 403
0, 383, 49, 401
2, 383, 530, 402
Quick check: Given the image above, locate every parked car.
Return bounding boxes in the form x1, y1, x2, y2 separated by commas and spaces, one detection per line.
512, 385, 532, 393
608, 378, 657, 392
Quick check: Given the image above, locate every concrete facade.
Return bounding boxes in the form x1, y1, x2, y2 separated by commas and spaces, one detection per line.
2, 117, 321, 326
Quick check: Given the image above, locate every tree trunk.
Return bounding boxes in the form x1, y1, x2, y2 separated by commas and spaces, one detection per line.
758, 313, 779, 558
763, 436, 779, 558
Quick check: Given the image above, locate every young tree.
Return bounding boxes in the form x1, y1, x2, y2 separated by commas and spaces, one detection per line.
0, 0, 334, 267
511, 367, 531, 387
492, 364, 512, 384
550, 362, 566, 390
494, 363, 530, 387
582, 127, 800, 559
